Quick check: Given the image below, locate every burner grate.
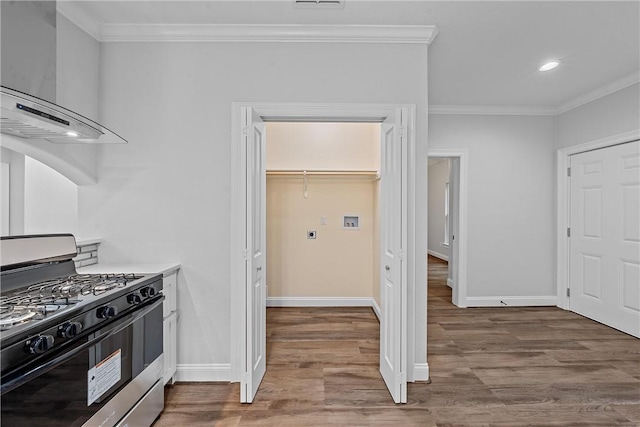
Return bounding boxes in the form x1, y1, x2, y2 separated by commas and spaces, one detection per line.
0, 273, 142, 330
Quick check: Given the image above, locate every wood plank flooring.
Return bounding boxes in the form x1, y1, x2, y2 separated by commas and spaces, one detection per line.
154, 256, 640, 426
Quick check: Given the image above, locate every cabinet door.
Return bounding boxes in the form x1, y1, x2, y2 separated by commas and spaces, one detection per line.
163, 273, 177, 318
163, 316, 171, 385
163, 312, 178, 385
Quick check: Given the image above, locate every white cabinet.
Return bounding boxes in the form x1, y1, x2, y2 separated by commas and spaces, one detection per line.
162, 271, 178, 385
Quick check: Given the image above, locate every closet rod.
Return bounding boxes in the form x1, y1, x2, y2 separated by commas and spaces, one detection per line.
266, 170, 378, 176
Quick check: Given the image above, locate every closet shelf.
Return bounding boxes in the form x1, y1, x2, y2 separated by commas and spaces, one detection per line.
266, 170, 378, 176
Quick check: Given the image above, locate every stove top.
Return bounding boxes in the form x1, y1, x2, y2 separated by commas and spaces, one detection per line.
0, 273, 142, 331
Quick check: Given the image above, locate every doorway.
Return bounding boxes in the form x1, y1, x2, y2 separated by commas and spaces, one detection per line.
264, 122, 380, 310
427, 150, 468, 307
231, 103, 416, 404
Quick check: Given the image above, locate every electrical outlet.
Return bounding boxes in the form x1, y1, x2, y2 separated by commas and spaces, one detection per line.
307, 230, 316, 239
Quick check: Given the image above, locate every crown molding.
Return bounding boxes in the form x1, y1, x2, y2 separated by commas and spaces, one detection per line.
428, 105, 557, 116
556, 71, 640, 114
430, 72, 640, 116
97, 24, 438, 44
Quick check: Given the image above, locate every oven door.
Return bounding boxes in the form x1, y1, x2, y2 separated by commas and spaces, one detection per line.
0, 296, 164, 427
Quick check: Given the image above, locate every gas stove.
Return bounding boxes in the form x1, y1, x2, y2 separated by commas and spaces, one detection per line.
1, 234, 166, 427
0, 235, 162, 379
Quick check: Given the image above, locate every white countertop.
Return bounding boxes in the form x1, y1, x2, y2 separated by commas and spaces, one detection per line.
78, 263, 180, 277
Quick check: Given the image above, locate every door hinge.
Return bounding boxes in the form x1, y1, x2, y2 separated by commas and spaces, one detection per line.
242, 249, 248, 260
567, 228, 571, 238
398, 250, 405, 260
567, 167, 571, 177
399, 126, 407, 139
242, 126, 250, 137
566, 288, 570, 297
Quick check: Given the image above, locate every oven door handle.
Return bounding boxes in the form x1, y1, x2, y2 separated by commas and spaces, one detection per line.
1, 295, 164, 395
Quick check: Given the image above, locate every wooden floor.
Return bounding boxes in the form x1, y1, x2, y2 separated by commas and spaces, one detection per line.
155, 256, 640, 426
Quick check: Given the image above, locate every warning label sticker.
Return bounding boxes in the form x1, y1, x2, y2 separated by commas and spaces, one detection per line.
87, 349, 122, 406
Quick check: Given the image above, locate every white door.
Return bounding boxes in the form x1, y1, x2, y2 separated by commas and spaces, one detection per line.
569, 140, 640, 337
379, 111, 407, 403
241, 108, 267, 402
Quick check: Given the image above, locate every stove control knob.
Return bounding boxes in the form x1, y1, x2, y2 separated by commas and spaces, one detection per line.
97, 305, 118, 319
25, 335, 54, 355
140, 286, 156, 298
127, 292, 142, 305
58, 321, 83, 338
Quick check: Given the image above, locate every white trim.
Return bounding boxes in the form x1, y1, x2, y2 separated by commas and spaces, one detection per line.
429, 105, 556, 116
231, 102, 417, 399
556, 72, 640, 114
429, 73, 640, 117
371, 298, 382, 321
427, 249, 448, 262
465, 296, 558, 307
413, 363, 430, 382
267, 297, 376, 307
229, 104, 245, 383
97, 24, 438, 44
427, 149, 469, 308
556, 130, 640, 310
175, 364, 231, 382
447, 278, 453, 288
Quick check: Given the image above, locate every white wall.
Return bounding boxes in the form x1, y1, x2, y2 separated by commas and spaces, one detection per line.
427, 159, 450, 260
24, 156, 78, 236
428, 114, 556, 302
80, 41, 429, 371
556, 83, 640, 149
0, 148, 25, 236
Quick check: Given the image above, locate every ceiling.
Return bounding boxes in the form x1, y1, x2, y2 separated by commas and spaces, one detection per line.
59, 1, 640, 113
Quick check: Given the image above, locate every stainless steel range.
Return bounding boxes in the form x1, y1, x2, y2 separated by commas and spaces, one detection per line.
1, 234, 165, 426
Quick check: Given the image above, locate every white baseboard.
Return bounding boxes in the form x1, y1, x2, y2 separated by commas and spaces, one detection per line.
371, 298, 381, 321
464, 296, 558, 307
267, 296, 376, 308
413, 362, 430, 382
427, 249, 449, 262
175, 364, 231, 382
447, 278, 453, 288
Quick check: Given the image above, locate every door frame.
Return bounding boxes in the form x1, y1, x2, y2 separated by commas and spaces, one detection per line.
230, 101, 418, 386
427, 150, 468, 307
556, 129, 640, 310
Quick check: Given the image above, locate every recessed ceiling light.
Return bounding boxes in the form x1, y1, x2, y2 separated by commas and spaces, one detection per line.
539, 61, 560, 72
66, 131, 79, 137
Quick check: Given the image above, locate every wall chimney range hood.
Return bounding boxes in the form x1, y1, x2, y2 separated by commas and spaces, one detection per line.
0, 1, 127, 144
